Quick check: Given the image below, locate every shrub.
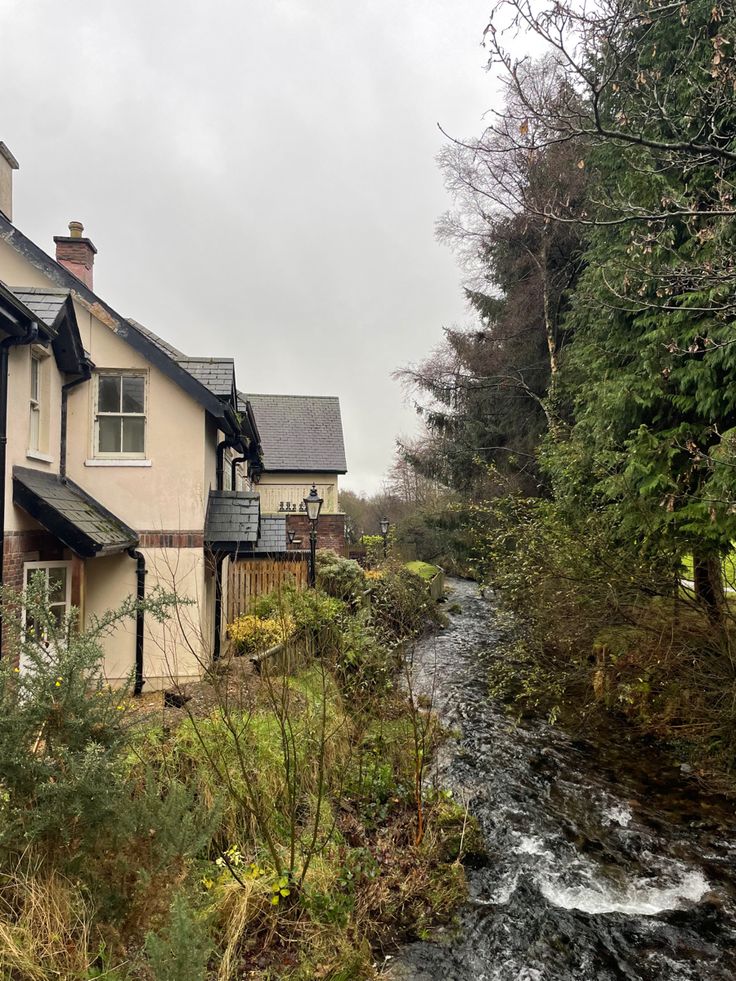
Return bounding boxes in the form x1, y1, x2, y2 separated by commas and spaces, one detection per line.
228, 614, 293, 656
0, 573, 175, 860
369, 566, 440, 641
315, 549, 367, 603
144, 892, 211, 981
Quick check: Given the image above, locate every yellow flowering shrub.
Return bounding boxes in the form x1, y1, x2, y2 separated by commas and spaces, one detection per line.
227, 614, 294, 656
365, 569, 384, 580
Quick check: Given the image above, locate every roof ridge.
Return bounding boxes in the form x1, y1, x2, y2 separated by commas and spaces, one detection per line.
178, 356, 235, 363
243, 392, 340, 401
13, 285, 70, 295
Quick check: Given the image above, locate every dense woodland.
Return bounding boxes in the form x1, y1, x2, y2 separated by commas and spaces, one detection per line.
348, 0, 736, 770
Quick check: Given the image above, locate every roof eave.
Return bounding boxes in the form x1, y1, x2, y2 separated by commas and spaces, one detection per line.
0, 215, 231, 420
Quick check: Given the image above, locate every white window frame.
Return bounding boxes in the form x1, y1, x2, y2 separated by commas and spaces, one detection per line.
93, 370, 147, 460
27, 347, 51, 456
21, 561, 73, 666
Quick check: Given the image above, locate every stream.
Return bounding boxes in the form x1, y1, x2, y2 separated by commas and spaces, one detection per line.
384, 578, 736, 981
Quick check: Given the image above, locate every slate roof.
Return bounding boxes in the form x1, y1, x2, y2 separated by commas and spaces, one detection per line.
127, 318, 185, 359
204, 490, 260, 553
13, 467, 138, 558
177, 358, 235, 400
241, 393, 347, 473
12, 287, 70, 329
251, 516, 287, 554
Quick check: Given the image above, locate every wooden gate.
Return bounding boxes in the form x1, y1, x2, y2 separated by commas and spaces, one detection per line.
227, 557, 309, 620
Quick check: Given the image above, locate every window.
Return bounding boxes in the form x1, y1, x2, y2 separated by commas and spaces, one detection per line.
29, 353, 41, 451
22, 562, 73, 659
94, 372, 146, 458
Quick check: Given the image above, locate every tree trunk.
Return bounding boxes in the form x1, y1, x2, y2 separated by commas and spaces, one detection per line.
540, 227, 561, 441
692, 551, 725, 622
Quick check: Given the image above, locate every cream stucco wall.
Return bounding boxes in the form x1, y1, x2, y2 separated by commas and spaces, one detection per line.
65, 315, 209, 531
85, 548, 210, 688
256, 472, 340, 514
3, 342, 65, 532
0, 232, 217, 687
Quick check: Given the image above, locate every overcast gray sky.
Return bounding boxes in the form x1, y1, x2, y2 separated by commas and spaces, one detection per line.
1, 0, 496, 493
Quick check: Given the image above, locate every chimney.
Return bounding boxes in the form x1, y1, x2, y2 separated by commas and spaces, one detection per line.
54, 220, 97, 290
0, 143, 19, 222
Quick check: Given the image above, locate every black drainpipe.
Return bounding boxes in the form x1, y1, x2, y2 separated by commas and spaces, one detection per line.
0, 320, 39, 659
60, 358, 93, 480
127, 548, 146, 695
216, 437, 237, 492
212, 436, 248, 661
230, 454, 247, 490
213, 552, 225, 662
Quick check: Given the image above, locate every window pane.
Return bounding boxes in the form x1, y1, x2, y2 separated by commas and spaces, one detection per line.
29, 406, 40, 451
30, 357, 39, 401
48, 568, 67, 604
122, 375, 144, 413
98, 416, 121, 453
122, 415, 145, 453
50, 605, 65, 627
98, 375, 121, 412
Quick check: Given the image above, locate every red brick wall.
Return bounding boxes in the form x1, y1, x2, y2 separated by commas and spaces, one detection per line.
285, 514, 347, 557
138, 531, 204, 548
3, 530, 66, 593
2, 530, 67, 660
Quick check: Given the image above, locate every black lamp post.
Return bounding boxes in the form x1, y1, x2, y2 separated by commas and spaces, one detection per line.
380, 517, 389, 558
304, 484, 323, 587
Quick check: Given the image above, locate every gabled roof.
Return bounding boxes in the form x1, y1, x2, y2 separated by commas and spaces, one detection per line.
176, 358, 235, 400
12, 287, 68, 328
204, 490, 260, 553
13, 466, 138, 558
242, 393, 347, 473
0, 282, 86, 375
10, 286, 87, 375
0, 215, 246, 437
127, 317, 185, 359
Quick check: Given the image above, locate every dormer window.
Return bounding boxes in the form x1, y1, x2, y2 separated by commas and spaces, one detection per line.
94, 371, 146, 458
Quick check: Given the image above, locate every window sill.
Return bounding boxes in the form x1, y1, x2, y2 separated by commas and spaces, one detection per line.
26, 450, 54, 464
84, 459, 152, 468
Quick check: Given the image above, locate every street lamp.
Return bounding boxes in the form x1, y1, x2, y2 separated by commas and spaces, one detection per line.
304, 484, 323, 587
380, 517, 389, 558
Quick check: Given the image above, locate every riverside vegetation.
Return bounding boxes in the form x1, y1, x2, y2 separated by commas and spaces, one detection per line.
0, 555, 475, 980
356, 0, 736, 780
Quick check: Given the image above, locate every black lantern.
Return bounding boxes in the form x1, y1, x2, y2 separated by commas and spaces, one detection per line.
303, 484, 323, 586
304, 485, 324, 523
287, 529, 296, 545
380, 517, 389, 558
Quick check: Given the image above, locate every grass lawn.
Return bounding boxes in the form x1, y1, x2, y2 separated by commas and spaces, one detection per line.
405, 560, 442, 582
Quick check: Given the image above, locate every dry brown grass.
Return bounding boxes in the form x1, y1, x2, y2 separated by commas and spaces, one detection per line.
0, 864, 98, 980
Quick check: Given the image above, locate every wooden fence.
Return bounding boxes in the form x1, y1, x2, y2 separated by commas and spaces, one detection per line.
227, 557, 309, 620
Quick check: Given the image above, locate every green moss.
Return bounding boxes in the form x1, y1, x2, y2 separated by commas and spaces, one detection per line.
405, 560, 442, 581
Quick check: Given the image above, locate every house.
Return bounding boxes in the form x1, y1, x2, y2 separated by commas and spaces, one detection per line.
0, 143, 267, 691
242, 393, 348, 557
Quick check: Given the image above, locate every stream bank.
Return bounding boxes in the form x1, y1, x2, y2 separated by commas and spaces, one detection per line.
385, 578, 736, 981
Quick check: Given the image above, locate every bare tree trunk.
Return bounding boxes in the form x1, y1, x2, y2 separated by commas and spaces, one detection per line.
692, 551, 725, 622
540, 228, 560, 441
